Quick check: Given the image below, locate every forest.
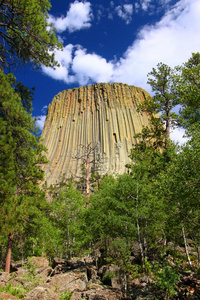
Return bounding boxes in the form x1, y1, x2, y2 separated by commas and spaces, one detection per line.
0, 0, 200, 299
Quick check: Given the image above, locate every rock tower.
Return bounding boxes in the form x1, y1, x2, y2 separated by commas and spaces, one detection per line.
41, 83, 151, 185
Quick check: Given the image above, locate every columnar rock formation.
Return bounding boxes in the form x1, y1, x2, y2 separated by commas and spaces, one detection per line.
41, 83, 152, 186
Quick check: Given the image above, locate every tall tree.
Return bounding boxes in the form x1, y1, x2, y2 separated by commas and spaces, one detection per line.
49, 182, 86, 259
0, 0, 62, 271
137, 63, 179, 149
159, 128, 200, 266
79, 175, 134, 265
176, 52, 200, 128
0, 70, 47, 272
128, 141, 174, 264
147, 63, 178, 140
72, 143, 101, 200
0, 0, 62, 70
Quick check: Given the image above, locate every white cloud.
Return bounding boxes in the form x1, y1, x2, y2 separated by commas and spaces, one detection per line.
42, 0, 200, 142
42, 45, 113, 85
135, 0, 177, 14
141, 0, 152, 11
48, 1, 93, 33
115, 4, 133, 24
36, 115, 46, 130
72, 48, 114, 85
135, 2, 140, 13
43, 0, 200, 93
41, 105, 48, 114
170, 127, 189, 145
112, 0, 200, 91
42, 44, 75, 83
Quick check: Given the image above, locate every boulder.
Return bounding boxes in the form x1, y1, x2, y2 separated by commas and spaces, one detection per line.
36, 267, 53, 281
0, 272, 9, 283
52, 257, 66, 269
99, 264, 126, 290
71, 283, 124, 300
24, 286, 59, 300
11, 260, 28, 272
29, 257, 49, 268
0, 292, 19, 300
47, 272, 87, 293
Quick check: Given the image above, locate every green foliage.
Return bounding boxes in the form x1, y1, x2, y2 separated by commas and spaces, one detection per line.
160, 128, 200, 246
0, 0, 63, 266
46, 181, 87, 259
24, 257, 38, 276
60, 290, 72, 300
147, 63, 179, 122
0, 70, 47, 228
176, 52, 200, 127
102, 271, 114, 282
14, 81, 35, 113
133, 115, 166, 150
0, 282, 25, 298
154, 260, 179, 299
0, 259, 43, 298
143, 52, 200, 137
0, 70, 49, 264
80, 176, 132, 248
22, 258, 42, 292
0, 0, 62, 70
76, 175, 137, 268
137, 62, 179, 146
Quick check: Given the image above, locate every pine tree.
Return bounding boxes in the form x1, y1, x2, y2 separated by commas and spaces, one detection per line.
147, 63, 179, 140
0, 0, 62, 70
0, 70, 47, 272
0, 0, 62, 271
136, 63, 179, 149
176, 52, 200, 128
159, 129, 200, 266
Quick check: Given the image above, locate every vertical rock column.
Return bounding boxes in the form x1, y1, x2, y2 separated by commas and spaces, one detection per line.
41, 83, 152, 186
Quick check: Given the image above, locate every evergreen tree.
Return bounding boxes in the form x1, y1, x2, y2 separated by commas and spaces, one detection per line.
137, 63, 179, 149
159, 128, 200, 266
147, 62, 179, 140
0, 70, 47, 272
0, 0, 62, 271
128, 142, 175, 265
176, 52, 200, 128
0, 0, 62, 70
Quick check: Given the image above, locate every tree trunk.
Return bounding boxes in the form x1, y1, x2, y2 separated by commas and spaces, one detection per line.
5, 233, 13, 273
182, 225, 192, 267
86, 156, 90, 200
165, 101, 171, 145
165, 115, 170, 140
136, 182, 145, 268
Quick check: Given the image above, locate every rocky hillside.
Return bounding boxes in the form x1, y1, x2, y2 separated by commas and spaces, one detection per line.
41, 83, 153, 186
0, 253, 200, 300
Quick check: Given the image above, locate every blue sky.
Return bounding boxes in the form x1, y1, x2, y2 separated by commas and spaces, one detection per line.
16, 0, 200, 143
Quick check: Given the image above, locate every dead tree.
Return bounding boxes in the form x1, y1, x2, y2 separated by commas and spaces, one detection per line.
72, 142, 101, 200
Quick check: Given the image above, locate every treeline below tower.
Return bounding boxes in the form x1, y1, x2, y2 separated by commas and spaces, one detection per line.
41, 83, 152, 186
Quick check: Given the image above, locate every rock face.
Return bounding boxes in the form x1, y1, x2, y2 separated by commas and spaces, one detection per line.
41, 83, 151, 185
